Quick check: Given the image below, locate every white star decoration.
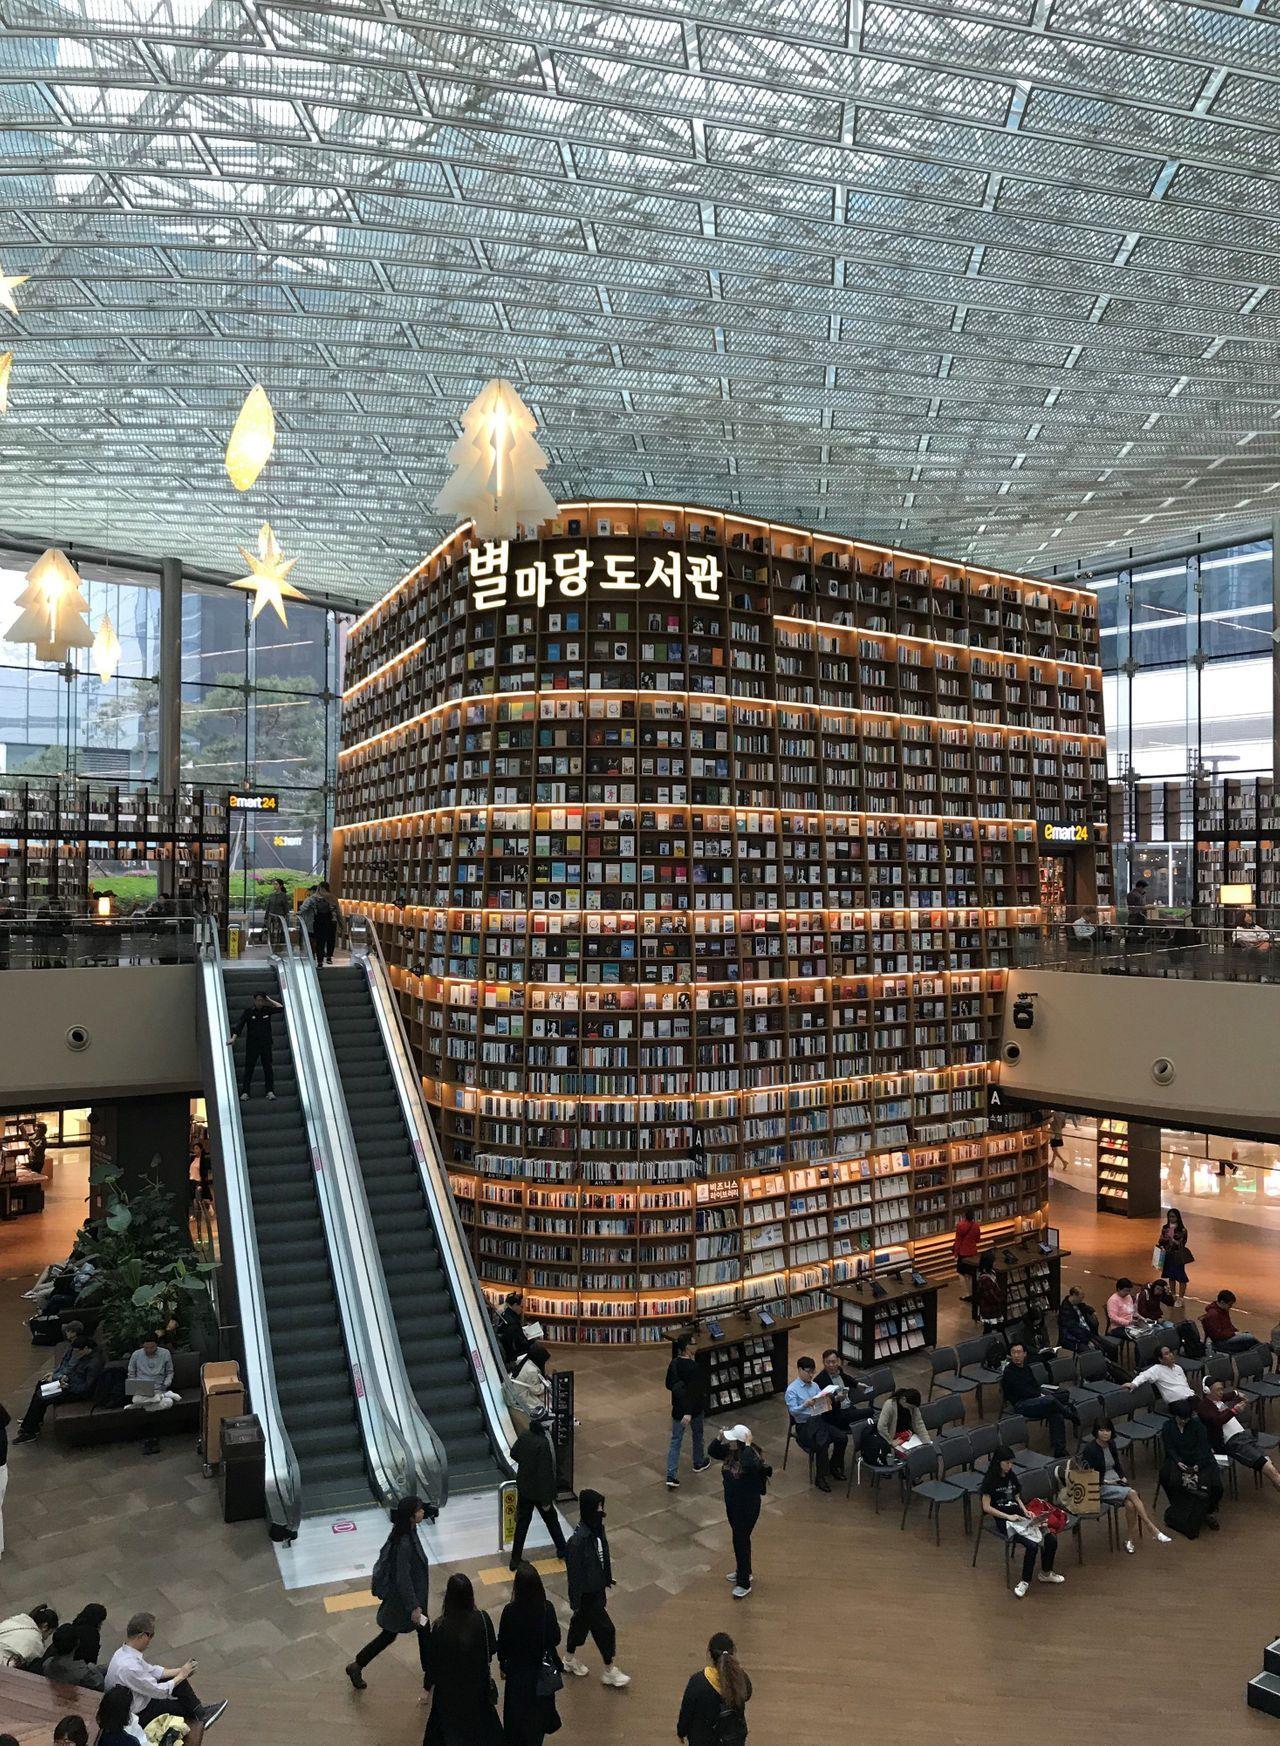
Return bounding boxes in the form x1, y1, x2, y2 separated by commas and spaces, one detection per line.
230, 522, 307, 626
0, 269, 28, 318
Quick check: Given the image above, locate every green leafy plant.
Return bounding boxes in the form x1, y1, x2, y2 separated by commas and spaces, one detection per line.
82, 1157, 216, 1355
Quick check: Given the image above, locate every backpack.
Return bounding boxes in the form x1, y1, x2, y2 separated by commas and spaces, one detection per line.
1177, 1319, 1206, 1359
370, 1541, 393, 1601
92, 1365, 127, 1412
712, 1705, 748, 1746
856, 1421, 896, 1468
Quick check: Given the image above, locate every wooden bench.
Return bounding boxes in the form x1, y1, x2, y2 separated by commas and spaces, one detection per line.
0, 1663, 97, 1744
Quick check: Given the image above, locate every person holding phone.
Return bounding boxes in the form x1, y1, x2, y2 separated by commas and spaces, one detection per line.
105, 1610, 226, 1740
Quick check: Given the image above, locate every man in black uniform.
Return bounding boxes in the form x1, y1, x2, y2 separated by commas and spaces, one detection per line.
229, 990, 284, 1101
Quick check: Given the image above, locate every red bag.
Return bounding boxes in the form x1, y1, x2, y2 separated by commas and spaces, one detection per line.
1025, 1496, 1069, 1535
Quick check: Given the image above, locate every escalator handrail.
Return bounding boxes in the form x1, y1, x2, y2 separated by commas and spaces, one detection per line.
349, 915, 518, 1470
273, 916, 449, 1511
194, 915, 302, 1540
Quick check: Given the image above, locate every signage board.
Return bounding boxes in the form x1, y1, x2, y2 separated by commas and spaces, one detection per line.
1038, 818, 1090, 852
551, 1368, 576, 1500
228, 790, 279, 813
469, 539, 723, 612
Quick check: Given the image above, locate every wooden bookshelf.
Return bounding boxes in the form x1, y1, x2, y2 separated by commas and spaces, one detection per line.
831, 1275, 942, 1367
334, 504, 1109, 1342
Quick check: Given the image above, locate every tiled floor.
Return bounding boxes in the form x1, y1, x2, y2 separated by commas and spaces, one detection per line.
2, 1181, 1278, 1745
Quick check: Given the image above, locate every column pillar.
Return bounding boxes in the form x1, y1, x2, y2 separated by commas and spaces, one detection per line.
1272, 519, 1280, 780
158, 557, 182, 896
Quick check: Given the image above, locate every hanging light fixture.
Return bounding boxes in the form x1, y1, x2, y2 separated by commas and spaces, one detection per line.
5, 548, 94, 663
0, 352, 12, 415
230, 521, 306, 626
0, 268, 28, 318
431, 378, 557, 538
92, 612, 121, 684
225, 383, 276, 491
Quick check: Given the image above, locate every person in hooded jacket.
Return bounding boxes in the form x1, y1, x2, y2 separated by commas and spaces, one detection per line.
509, 1408, 568, 1571
561, 1490, 629, 1688
345, 1496, 431, 1691
707, 1425, 771, 1601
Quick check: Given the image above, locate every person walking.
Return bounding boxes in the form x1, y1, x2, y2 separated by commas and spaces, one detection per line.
300, 881, 339, 966
228, 989, 283, 1101
262, 878, 292, 934
677, 1631, 752, 1746
665, 1329, 710, 1489
1157, 1207, 1193, 1304
706, 1424, 771, 1602
346, 1496, 431, 1691
421, 1573, 504, 1746
562, 1489, 629, 1687
509, 1408, 568, 1571
497, 1562, 562, 1746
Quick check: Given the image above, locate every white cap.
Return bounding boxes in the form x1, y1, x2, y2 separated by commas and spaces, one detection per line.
725, 1424, 751, 1443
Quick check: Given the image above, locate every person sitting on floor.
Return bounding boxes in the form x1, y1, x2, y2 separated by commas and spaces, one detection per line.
39, 1622, 105, 1690
53, 1717, 89, 1746
1202, 1290, 1260, 1354
0, 1604, 56, 1667
1078, 1420, 1172, 1553
784, 1355, 848, 1492
14, 1335, 102, 1443
105, 1609, 226, 1739
1127, 1341, 1195, 1406
876, 1387, 931, 1450
92, 1685, 146, 1746
998, 1341, 1077, 1457
1196, 1376, 1280, 1493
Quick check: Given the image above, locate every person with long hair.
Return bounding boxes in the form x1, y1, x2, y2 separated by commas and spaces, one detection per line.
345, 1495, 431, 1692
876, 1387, 931, 1450
71, 1603, 108, 1667
1158, 1207, 1192, 1303
93, 1686, 146, 1746
421, 1573, 503, 1746
53, 1718, 89, 1746
980, 1447, 1063, 1598
497, 1561, 562, 1746
677, 1631, 752, 1746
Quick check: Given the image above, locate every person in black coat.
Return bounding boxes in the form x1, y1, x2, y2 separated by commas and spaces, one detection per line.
497, 1562, 562, 1746
707, 1425, 771, 1600
1160, 1399, 1223, 1539
562, 1489, 630, 1687
422, 1573, 504, 1746
346, 1496, 431, 1689
69, 1604, 107, 1668
496, 1291, 551, 1376
677, 1631, 752, 1746
510, 1409, 568, 1570
666, 1330, 710, 1488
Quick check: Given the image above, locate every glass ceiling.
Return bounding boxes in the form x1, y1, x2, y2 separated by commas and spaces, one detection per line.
1, 0, 1279, 599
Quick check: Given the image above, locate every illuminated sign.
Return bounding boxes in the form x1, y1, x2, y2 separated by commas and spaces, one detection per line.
272, 833, 303, 847
470, 540, 722, 611
1039, 819, 1089, 849
228, 790, 279, 813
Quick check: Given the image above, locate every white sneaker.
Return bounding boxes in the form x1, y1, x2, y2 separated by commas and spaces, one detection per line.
601, 1666, 631, 1688
239, 1091, 248, 1102
266, 1091, 276, 1100
732, 1584, 752, 1599
1156, 1530, 1173, 1543
1013, 1580, 1029, 1598
725, 1572, 738, 1582
562, 1657, 589, 1678
1123, 1539, 1136, 1554
1037, 1571, 1065, 1584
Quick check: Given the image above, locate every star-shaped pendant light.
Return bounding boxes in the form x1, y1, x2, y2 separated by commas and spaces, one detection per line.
0, 269, 28, 318
230, 522, 307, 626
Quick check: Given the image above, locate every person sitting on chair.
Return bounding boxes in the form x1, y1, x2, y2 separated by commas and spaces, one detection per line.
14, 1335, 102, 1443
1202, 1290, 1260, 1354
1159, 1399, 1223, 1539
1078, 1420, 1171, 1554
1196, 1377, 1280, 1494
495, 1291, 551, 1377
876, 1387, 931, 1450
1105, 1278, 1138, 1340
1057, 1286, 1115, 1357
980, 1448, 1063, 1599
815, 1349, 875, 1432
1232, 909, 1271, 955
999, 1341, 1077, 1457
783, 1356, 848, 1492
1126, 1341, 1195, 1406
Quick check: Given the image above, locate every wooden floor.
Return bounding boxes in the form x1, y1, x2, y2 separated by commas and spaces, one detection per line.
0, 1666, 96, 1744
4, 1178, 1280, 1745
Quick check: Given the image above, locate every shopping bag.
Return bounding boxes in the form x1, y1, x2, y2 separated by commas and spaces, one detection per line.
1151, 1245, 1165, 1268
1058, 1464, 1101, 1516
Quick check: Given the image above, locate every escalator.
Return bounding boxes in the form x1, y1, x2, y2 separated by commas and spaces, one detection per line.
318, 965, 508, 1492
221, 964, 369, 1512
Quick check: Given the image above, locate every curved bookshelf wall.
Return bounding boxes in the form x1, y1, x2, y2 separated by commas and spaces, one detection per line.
334, 503, 1108, 1343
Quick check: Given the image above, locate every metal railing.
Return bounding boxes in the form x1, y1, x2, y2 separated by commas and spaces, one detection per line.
1013, 907, 1280, 983
194, 914, 302, 1541
349, 914, 519, 1472
272, 915, 448, 1511
0, 912, 195, 967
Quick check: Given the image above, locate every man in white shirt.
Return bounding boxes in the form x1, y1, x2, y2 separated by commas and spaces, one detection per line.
1232, 910, 1271, 955
783, 1354, 848, 1493
105, 1611, 226, 1739
1126, 1342, 1194, 1405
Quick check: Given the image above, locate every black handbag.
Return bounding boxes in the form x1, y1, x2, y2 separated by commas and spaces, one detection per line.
536, 1650, 564, 1698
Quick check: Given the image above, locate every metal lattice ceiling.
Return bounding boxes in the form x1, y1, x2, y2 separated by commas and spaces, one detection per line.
2, 0, 1280, 599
